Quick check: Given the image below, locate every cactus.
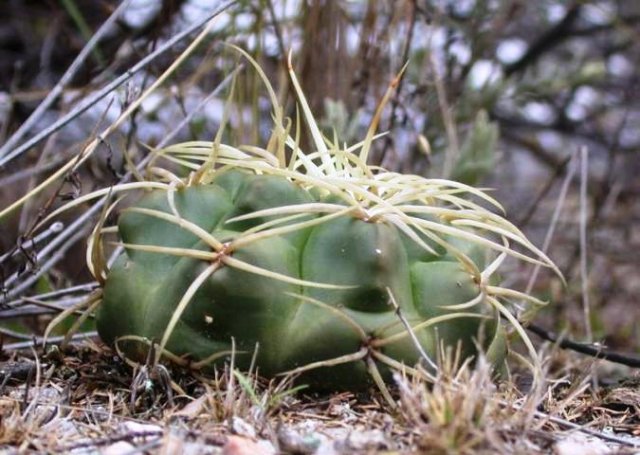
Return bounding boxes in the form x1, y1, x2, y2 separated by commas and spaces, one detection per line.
88, 51, 559, 390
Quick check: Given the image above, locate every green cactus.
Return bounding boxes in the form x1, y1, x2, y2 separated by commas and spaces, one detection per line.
88, 51, 559, 391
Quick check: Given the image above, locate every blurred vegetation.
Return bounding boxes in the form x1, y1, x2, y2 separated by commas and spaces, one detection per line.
0, 0, 639, 356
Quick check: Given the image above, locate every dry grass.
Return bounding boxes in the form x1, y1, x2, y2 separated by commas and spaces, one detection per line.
0, 340, 638, 454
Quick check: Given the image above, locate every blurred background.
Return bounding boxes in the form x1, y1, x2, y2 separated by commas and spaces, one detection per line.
0, 0, 638, 355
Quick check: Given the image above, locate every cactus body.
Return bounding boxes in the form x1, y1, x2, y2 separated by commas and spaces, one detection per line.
98, 170, 507, 389
93, 53, 557, 389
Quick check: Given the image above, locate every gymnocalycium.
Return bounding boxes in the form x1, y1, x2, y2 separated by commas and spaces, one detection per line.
51, 48, 561, 392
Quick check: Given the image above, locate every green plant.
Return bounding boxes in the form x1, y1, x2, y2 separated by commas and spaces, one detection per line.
45, 49, 560, 391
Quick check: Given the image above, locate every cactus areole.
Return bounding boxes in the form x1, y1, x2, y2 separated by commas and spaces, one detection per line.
94, 53, 558, 390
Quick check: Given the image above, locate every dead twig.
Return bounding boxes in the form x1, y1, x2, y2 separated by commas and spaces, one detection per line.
0, 0, 239, 169
527, 323, 640, 369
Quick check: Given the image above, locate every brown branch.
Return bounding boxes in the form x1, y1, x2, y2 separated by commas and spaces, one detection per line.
504, 3, 582, 77
527, 323, 640, 368
516, 155, 572, 228
265, 0, 288, 61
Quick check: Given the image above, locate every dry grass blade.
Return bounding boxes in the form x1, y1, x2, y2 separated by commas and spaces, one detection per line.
0, 0, 239, 169
0, 0, 133, 159
0, 5, 232, 219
